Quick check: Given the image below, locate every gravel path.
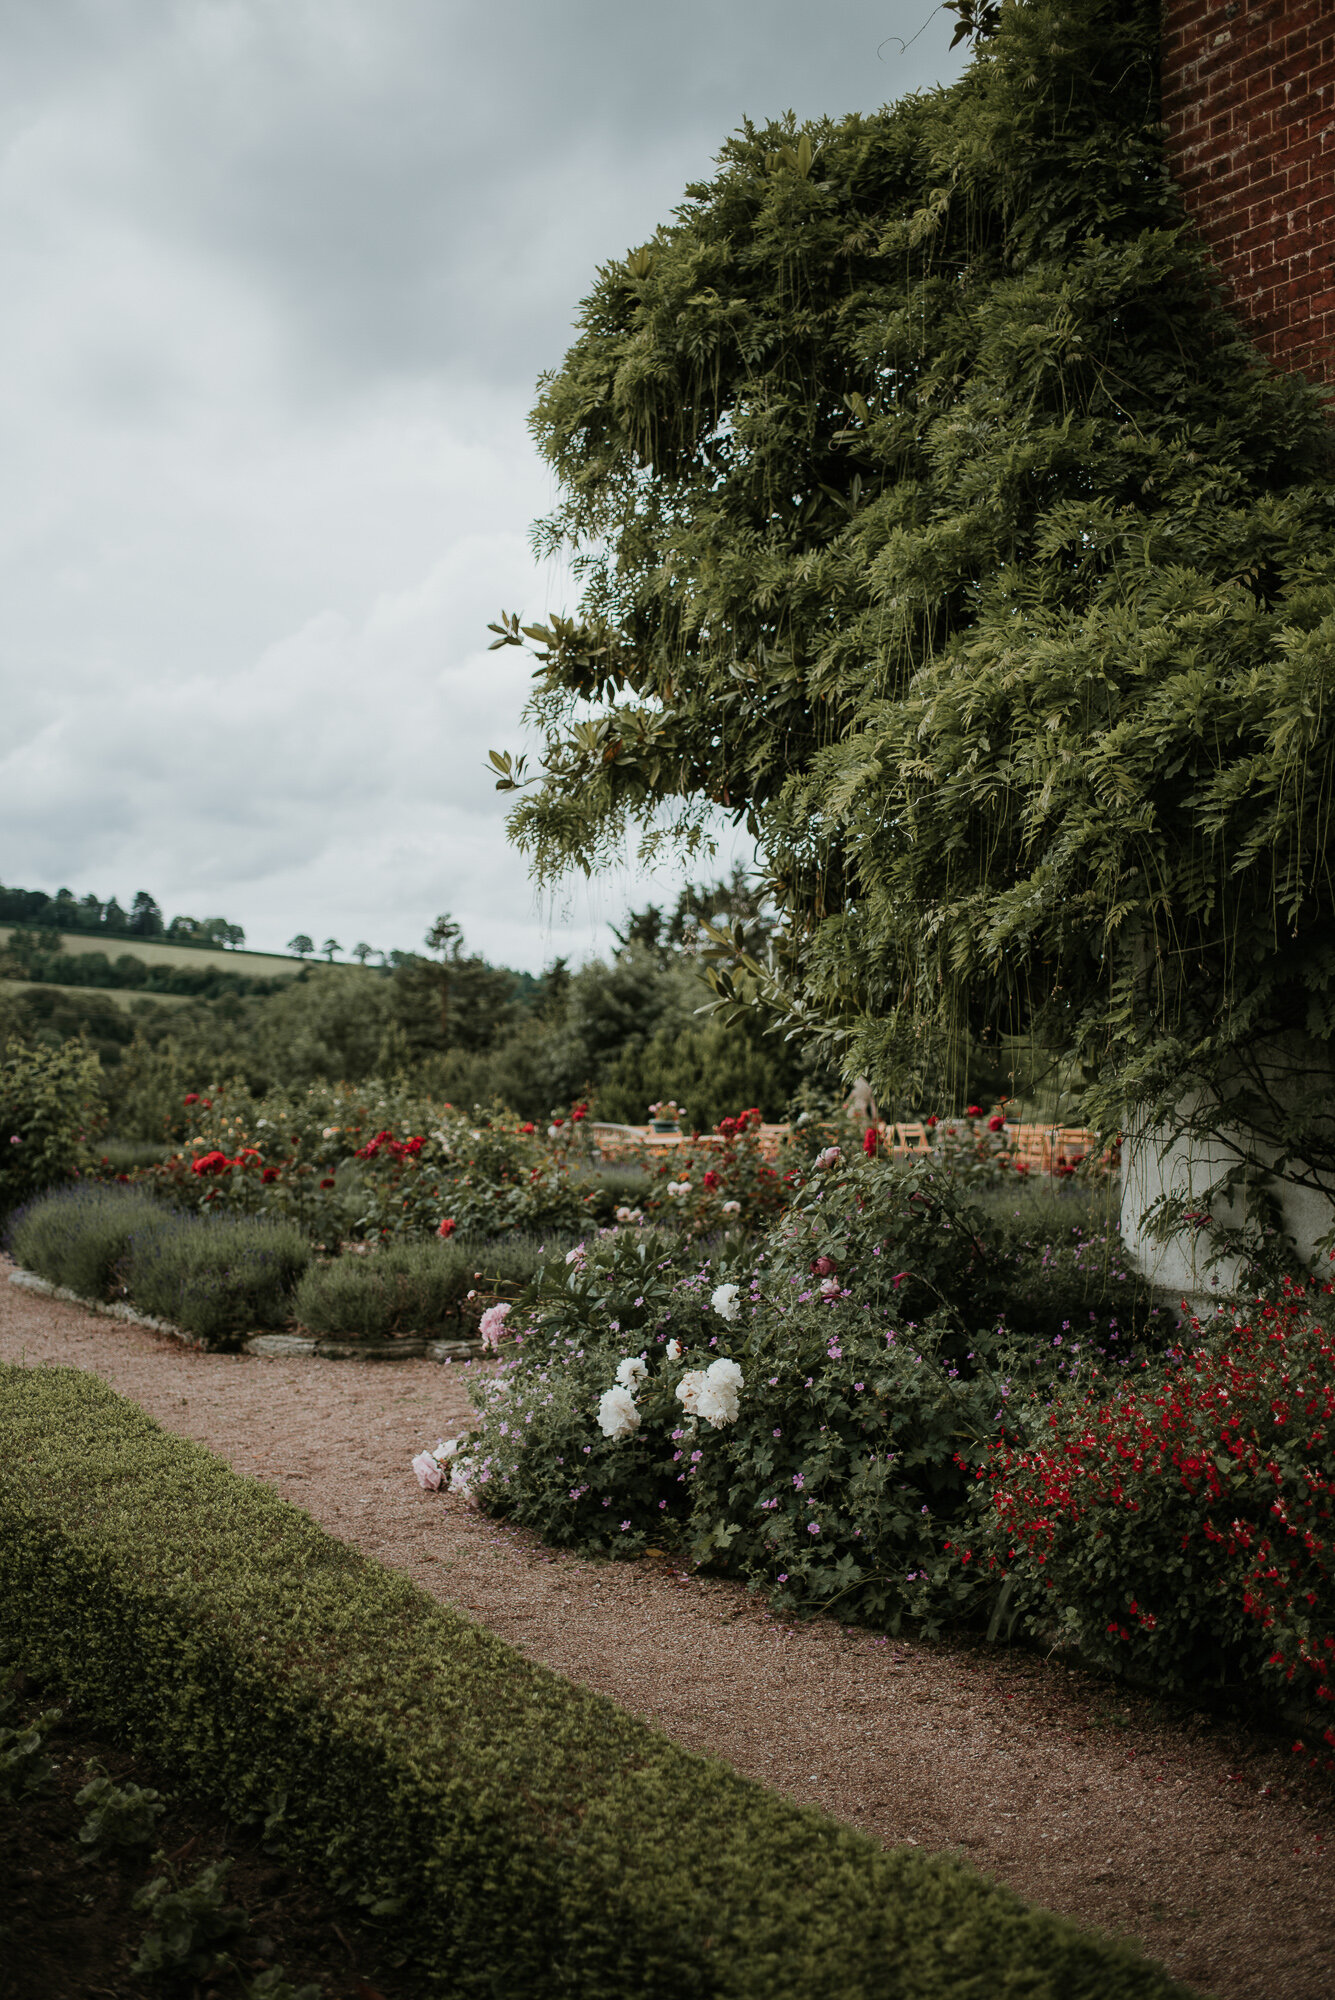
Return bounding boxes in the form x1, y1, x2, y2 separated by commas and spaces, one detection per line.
6, 1264, 1335, 1999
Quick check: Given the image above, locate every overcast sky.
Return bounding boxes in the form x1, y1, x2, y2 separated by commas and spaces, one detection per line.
0, 0, 965, 969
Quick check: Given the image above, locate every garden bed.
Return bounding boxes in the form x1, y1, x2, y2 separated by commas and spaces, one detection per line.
5, 1271, 1335, 1999
4, 1360, 1198, 2000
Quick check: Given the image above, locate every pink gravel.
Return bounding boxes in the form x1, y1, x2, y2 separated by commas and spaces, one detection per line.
5, 1263, 1335, 1998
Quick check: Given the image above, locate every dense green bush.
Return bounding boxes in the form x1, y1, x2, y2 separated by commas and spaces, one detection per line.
125, 1213, 311, 1346
0, 1037, 103, 1216
454, 1160, 1169, 1629
7, 1184, 178, 1302
294, 1240, 475, 1339
0, 1365, 1190, 2000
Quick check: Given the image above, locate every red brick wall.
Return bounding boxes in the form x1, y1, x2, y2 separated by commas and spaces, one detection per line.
1161, 0, 1335, 385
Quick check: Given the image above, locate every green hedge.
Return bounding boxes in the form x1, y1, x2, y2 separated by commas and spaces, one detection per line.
8, 1184, 178, 1302
0, 1366, 1193, 2000
8, 1186, 311, 1348
293, 1234, 558, 1340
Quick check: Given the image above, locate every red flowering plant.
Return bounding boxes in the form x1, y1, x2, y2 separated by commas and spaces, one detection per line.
638, 1107, 792, 1237
970, 1277, 1335, 1743
927, 1106, 1023, 1190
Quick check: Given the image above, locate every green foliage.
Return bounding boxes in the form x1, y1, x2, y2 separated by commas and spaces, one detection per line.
294, 1239, 475, 1339
75, 1772, 167, 1851
970, 1280, 1335, 1738
13, 1183, 315, 1346
494, 0, 1335, 1190
125, 1212, 312, 1346
0, 1701, 61, 1802
0, 1036, 103, 1214
7, 1184, 178, 1301
1, 1364, 1191, 1999
131, 1857, 249, 1978
458, 1156, 1169, 1626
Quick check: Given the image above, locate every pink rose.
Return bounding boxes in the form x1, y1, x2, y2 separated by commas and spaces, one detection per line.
411, 1451, 442, 1491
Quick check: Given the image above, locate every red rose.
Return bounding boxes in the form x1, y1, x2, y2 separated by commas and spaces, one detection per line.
262, 1167, 280, 1183
572, 1104, 588, 1121
926, 1114, 938, 1128
519, 1122, 535, 1134
988, 1114, 1005, 1133
319, 1177, 336, 1189
863, 1127, 878, 1157
703, 1169, 719, 1190
437, 1218, 457, 1238
183, 1094, 199, 1106
966, 1104, 982, 1117
190, 1150, 230, 1176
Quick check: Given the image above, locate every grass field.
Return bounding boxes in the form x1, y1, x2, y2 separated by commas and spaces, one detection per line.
0, 926, 364, 980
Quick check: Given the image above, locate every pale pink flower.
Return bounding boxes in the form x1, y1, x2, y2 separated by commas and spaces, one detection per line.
411, 1450, 442, 1491
478, 1302, 512, 1349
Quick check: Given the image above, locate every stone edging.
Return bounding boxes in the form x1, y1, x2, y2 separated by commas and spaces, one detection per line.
6, 1269, 482, 1364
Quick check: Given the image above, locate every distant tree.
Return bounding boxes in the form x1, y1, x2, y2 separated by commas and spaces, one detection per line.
320, 938, 341, 962
76, 893, 103, 931
167, 915, 200, 941
102, 897, 128, 935
288, 934, 314, 959
610, 904, 667, 963
424, 914, 463, 958
128, 891, 164, 938
351, 941, 374, 965
224, 923, 246, 949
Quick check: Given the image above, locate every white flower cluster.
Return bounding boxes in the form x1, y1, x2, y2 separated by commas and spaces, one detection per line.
814, 1145, 842, 1170
614, 1204, 645, 1224
676, 1357, 744, 1429
711, 1282, 741, 1322
597, 1351, 650, 1438
666, 1180, 692, 1198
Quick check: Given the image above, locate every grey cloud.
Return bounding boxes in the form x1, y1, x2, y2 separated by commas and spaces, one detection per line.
0, 0, 962, 965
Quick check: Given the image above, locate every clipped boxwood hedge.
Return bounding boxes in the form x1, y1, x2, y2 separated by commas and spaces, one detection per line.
0, 1365, 1194, 2000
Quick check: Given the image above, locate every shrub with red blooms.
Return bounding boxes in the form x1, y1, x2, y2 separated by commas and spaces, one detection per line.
973, 1280, 1335, 1738
355, 1129, 425, 1161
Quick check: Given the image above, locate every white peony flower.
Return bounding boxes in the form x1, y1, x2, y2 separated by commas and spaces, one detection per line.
597, 1385, 641, 1439
711, 1282, 741, 1322
815, 1146, 841, 1170
820, 1275, 841, 1300
615, 1204, 646, 1224
697, 1356, 744, 1429
675, 1369, 707, 1415
665, 1338, 682, 1361
666, 1180, 692, 1198
434, 1437, 461, 1458
615, 1354, 649, 1391
721, 1199, 741, 1216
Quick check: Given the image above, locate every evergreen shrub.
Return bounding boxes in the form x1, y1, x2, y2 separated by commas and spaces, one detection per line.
0, 1037, 103, 1215
7, 1184, 177, 1302
0, 1365, 1191, 2000
125, 1213, 311, 1347
294, 1240, 474, 1340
